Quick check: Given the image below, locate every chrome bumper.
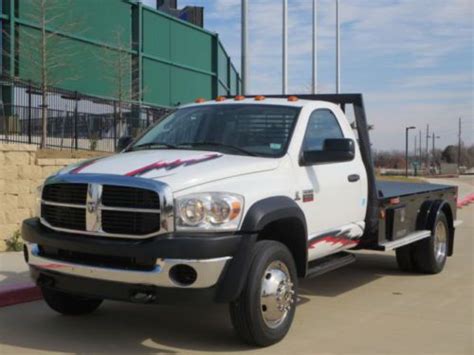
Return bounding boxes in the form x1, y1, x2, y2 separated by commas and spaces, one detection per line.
25, 243, 231, 289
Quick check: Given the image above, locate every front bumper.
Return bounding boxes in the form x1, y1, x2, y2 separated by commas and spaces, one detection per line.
25, 243, 230, 288
22, 218, 257, 303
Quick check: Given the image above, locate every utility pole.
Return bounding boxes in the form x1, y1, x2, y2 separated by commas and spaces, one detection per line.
432, 133, 440, 158
458, 117, 462, 171
335, 0, 340, 93
414, 135, 417, 162
241, 0, 248, 95
405, 126, 416, 177
414, 135, 418, 175
425, 124, 430, 169
311, 0, 318, 94
419, 130, 422, 163
432, 132, 440, 174
282, 0, 288, 94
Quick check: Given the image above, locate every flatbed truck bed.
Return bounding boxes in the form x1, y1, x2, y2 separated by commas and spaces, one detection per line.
377, 180, 457, 199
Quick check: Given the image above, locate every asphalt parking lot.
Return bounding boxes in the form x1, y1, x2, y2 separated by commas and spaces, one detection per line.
0, 181, 472, 354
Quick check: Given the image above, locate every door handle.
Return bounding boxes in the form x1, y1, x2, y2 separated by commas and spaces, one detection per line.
348, 174, 360, 182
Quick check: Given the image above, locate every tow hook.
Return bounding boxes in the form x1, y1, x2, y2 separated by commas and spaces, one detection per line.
130, 290, 156, 303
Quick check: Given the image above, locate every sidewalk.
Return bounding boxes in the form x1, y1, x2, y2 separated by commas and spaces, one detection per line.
0, 251, 41, 307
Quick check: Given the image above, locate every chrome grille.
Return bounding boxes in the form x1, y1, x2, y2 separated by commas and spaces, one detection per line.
102, 185, 160, 209
42, 184, 88, 204
102, 210, 161, 235
40, 174, 174, 239
42, 204, 86, 230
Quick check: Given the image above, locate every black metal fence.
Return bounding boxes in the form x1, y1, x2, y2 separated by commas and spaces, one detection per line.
0, 77, 171, 152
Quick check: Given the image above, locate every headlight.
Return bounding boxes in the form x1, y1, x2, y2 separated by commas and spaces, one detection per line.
176, 193, 244, 231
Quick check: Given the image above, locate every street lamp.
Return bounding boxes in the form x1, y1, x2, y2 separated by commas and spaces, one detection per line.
405, 126, 416, 177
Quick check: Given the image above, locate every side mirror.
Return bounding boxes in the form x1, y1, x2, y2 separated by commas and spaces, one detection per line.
300, 138, 355, 166
116, 136, 133, 152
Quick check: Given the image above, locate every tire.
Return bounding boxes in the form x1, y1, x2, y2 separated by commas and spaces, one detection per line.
41, 287, 103, 316
412, 212, 449, 274
229, 240, 298, 347
395, 245, 415, 272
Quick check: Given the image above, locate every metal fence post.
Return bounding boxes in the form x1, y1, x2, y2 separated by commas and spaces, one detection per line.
74, 91, 79, 150
113, 101, 117, 151
28, 80, 32, 144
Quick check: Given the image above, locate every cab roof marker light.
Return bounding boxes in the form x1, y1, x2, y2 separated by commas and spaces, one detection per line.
234, 95, 245, 101
254, 95, 265, 101
195, 98, 206, 103
215, 96, 226, 102
288, 96, 299, 102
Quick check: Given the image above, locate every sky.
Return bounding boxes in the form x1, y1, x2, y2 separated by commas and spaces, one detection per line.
143, 0, 473, 151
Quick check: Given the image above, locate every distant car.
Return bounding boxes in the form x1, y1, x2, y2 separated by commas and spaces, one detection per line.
22, 94, 461, 347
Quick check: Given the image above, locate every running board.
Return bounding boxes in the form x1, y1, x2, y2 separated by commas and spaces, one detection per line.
379, 230, 431, 251
306, 252, 356, 279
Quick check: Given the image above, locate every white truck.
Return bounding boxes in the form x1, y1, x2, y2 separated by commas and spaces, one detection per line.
22, 94, 460, 346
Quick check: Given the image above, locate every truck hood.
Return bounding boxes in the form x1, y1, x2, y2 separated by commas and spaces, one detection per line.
64, 150, 280, 191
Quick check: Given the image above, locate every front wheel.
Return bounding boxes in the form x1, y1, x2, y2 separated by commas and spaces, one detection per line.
229, 240, 298, 347
41, 288, 103, 316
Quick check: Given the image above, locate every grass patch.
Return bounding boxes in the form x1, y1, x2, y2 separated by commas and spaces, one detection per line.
377, 175, 426, 183
5, 230, 23, 252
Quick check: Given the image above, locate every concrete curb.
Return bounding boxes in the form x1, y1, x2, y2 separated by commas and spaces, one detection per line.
457, 193, 474, 209
0, 282, 42, 308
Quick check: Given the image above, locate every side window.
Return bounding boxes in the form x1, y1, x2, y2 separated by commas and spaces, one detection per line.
303, 109, 344, 151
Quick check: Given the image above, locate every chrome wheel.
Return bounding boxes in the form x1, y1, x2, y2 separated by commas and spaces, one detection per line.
260, 260, 295, 329
434, 220, 447, 264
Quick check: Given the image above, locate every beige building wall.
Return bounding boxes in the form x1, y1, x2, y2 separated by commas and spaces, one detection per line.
0, 144, 82, 251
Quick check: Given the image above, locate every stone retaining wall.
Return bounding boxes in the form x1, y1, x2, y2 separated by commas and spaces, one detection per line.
0, 144, 82, 251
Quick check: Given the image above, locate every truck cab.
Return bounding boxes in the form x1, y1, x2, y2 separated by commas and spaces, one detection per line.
21, 94, 459, 347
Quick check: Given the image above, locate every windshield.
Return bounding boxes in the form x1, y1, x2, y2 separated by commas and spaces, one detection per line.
131, 104, 301, 157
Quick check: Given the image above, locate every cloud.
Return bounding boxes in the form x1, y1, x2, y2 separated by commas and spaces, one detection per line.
159, 0, 473, 150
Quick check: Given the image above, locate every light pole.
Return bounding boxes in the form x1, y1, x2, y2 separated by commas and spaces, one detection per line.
241, 0, 248, 95
335, 0, 340, 93
312, 0, 318, 94
405, 126, 416, 177
282, 0, 288, 94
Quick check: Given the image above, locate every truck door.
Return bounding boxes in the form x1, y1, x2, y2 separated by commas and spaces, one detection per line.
298, 108, 367, 258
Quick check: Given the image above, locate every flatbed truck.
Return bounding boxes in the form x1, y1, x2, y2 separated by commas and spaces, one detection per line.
22, 94, 461, 346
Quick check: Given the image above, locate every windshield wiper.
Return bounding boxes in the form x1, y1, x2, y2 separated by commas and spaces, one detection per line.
177, 142, 257, 156
129, 142, 178, 151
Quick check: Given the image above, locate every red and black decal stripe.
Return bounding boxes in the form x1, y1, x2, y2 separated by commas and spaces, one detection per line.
125, 153, 222, 177
308, 229, 359, 249
69, 157, 103, 174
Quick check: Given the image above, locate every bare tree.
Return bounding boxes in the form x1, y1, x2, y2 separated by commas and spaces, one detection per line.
3, 0, 82, 148
99, 29, 143, 138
